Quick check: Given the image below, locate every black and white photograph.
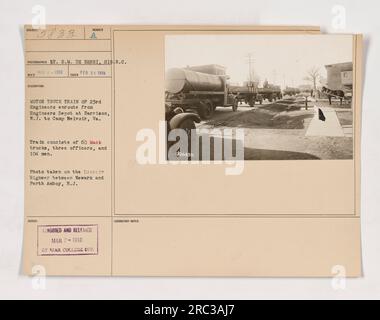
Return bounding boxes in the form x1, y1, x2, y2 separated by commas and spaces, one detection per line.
165, 35, 354, 160
2, 0, 380, 303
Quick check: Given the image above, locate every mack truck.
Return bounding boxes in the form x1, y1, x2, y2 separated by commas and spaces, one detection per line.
283, 86, 301, 97
260, 80, 282, 102
165, 64, 264, 121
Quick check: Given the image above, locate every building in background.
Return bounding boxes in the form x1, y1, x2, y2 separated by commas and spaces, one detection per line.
325, 62, 353, 91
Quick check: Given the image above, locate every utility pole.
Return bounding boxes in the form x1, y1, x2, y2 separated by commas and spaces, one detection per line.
245, 53, 255, 85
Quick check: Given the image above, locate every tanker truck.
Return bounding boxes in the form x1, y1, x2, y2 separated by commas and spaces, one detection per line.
229, 83, 263, 107
283, 86, 301, 97
259, 81, 282, 102
165, 64, 262, 120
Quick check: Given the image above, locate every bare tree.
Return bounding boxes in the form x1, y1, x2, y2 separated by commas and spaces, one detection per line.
304, 67, 321, 96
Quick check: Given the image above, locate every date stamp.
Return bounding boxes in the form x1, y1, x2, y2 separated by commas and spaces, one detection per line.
37, 224, 98, 256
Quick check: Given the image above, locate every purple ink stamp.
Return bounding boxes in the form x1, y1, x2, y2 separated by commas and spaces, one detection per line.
37, 224, 98, 256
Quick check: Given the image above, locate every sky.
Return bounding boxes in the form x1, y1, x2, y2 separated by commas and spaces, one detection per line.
165, 35, 353, 88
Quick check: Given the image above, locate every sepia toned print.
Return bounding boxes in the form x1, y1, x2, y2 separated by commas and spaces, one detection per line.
165, 35, 354, 160
23, 25, 362, 277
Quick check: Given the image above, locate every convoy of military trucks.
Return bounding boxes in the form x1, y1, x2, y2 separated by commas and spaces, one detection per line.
164, 63, 351, 132
165, 64, 282, 121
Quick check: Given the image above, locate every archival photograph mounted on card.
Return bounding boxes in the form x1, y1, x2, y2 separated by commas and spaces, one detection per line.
164, 35, 354, 161
23, 25, 362, 277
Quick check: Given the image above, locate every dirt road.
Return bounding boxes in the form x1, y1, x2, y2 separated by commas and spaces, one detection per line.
195, 100, 353, 160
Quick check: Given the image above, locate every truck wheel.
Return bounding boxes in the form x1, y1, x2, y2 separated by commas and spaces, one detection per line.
180, 119, 195, 156
199, 101, 214, 120
179, 118, 196, 134
167, 119, 195, 160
